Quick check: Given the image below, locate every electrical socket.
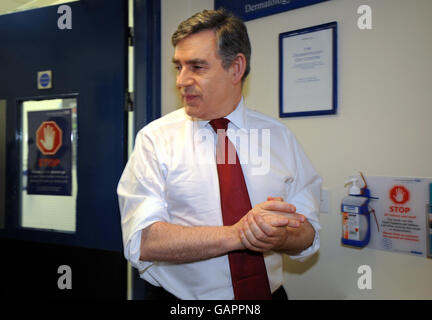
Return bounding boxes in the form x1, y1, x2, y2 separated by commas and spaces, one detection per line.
320, 189, 329, 213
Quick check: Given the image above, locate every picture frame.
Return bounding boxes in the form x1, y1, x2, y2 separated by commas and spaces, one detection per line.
279, 21, 337, 118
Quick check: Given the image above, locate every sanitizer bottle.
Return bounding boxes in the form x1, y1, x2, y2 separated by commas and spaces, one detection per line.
341, 178, 371, 247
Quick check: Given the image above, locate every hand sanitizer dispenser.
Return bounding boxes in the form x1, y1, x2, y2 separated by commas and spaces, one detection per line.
341, 177, 371, 247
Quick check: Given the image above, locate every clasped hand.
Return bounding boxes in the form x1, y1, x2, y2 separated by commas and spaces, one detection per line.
235, 197, 305, 252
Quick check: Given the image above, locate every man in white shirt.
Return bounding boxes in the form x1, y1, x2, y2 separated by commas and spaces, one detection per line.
117, 9, 322, 300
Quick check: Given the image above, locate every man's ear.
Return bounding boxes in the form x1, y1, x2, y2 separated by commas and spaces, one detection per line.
229, 53, 247, 85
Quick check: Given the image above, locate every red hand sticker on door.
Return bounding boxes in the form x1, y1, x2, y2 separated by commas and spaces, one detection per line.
36, 121, 63, 155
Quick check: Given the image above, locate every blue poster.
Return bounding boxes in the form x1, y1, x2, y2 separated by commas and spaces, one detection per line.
27, 109, 72, 196
215, 0, 330, 21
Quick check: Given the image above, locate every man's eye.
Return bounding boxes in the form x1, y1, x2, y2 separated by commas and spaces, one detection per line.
193, 65, 204, 70
174, 65, 182, 71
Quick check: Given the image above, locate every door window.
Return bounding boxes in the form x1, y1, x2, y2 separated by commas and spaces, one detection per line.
21, 97, 77, 232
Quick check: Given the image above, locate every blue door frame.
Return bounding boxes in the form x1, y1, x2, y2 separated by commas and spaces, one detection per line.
134, 0, 161, 135
131, 0, 161, 300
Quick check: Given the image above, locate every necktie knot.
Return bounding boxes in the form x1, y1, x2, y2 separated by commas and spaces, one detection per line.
209, 118, 229, 132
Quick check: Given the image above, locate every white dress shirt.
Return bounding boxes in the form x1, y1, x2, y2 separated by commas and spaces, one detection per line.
117, 98, 322, 300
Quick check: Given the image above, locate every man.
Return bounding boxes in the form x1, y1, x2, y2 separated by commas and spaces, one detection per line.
117, 9, 321, 300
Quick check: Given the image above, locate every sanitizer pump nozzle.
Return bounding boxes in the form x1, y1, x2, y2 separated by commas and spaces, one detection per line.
344, 178, 362, 196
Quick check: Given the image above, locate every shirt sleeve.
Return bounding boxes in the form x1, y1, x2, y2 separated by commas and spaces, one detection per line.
284, 129, 322, 260
117, 129, 169, 271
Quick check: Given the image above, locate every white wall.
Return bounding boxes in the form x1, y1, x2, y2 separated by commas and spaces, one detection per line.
161, 0, 432, 299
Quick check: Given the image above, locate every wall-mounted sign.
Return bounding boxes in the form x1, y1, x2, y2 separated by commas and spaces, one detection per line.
279, 22, 337, 118
37, 70, 52, 89
215, 0, 330, 22
365, 176, 432, 258
27, 108, 72, 196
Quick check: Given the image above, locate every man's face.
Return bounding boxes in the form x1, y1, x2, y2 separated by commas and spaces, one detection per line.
173, 30, 238, 120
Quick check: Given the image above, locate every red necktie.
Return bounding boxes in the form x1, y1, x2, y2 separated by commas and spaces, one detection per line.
210, 118, 272, 300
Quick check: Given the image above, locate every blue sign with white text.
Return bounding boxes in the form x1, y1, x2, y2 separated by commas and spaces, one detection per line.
215, 0, 330, 21
39, 73, 50, 87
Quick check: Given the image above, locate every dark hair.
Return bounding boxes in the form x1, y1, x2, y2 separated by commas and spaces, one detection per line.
172, 9, 251, 81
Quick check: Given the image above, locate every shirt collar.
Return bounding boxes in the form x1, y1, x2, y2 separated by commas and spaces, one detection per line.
196, 97, 248, 133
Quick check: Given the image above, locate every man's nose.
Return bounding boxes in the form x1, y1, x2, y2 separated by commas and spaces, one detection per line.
176, 68, 194, 88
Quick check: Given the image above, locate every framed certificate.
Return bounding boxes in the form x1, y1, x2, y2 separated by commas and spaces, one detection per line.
279, 22, 337, 118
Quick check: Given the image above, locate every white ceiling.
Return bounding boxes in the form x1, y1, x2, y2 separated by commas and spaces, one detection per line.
0, 0, 78, 15
0, 0, 33, 14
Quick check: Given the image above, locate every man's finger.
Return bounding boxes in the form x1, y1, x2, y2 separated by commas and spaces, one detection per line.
255, 214, 286, 236
240, 225, 268, 252
274, 212, 306, 223
267, 196, 284, 202
261, 201, 296, 214
240, 231, 265, 252
264, 214, 290, 228
261, 210, 305, 223
246, 215, 273, 244
258, 212, 304, 229
267, 215, 301, 228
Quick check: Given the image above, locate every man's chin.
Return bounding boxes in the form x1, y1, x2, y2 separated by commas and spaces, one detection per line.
184, 105, 203, 119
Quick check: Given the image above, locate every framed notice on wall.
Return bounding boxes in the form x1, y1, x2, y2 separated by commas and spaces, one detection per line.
279, 22, 337, 118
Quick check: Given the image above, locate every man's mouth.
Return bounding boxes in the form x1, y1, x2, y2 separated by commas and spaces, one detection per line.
183, 94, 199, 104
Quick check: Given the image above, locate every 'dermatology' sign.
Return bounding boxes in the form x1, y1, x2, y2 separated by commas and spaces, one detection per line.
214, 0, 330, 21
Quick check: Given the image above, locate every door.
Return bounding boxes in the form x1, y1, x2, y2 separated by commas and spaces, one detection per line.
0, 0, 128, 298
